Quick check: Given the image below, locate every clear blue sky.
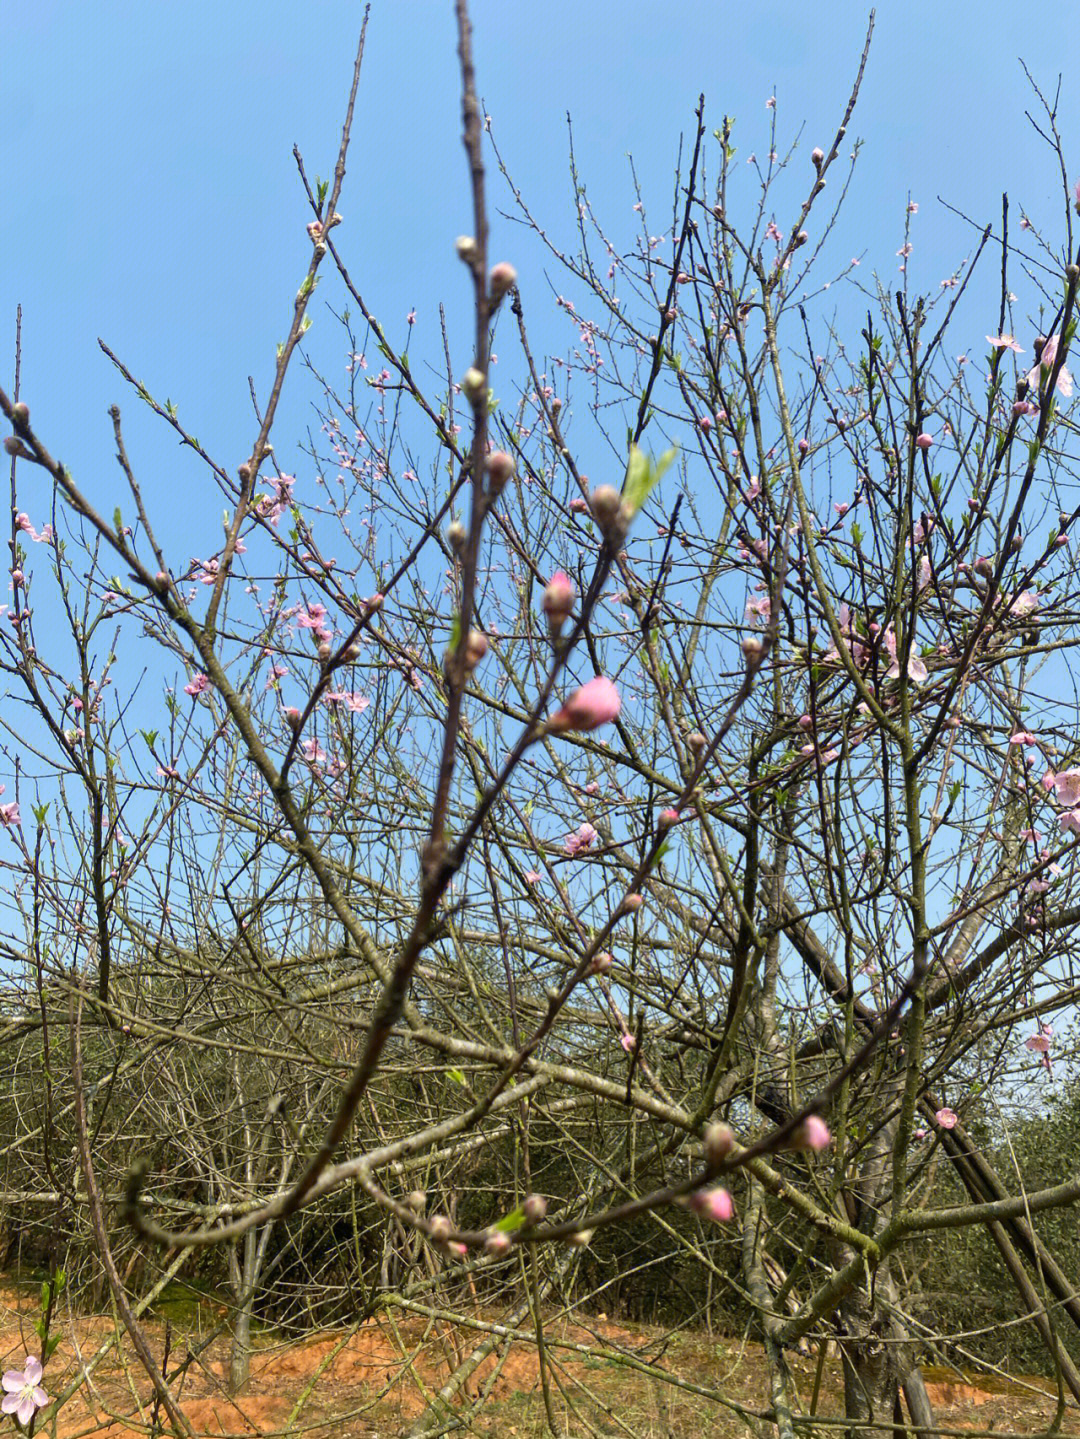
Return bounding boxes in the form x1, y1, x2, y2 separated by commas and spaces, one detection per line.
3, 0, 1076, 556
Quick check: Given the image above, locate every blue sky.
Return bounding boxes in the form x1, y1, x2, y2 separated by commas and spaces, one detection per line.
3, 0, 1077, 554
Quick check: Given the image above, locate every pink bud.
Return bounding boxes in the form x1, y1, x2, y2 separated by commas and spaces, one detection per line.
704, 1122, 734, 1167
548, 676, 621, 734
589, 950, 614, 975
790, 1115, 831, 1151
542, 570, 575, 632
658, 807, 680, 829
620, 1033, 636, 1053
522, 1194, 548, 1223
687, 730, 707, 753
797, 714, 813, 729
489, 262, 518, 298
798, 437, 809, 455
690, 1187, 734, 1222
486, 451, 516, 496
935, 1107, 958, 1130
915, 432, 934, 450
698, 414, 713, 432
569, 496, 588, 514
811, 147, 825, 167
485, 1230, 512, 1256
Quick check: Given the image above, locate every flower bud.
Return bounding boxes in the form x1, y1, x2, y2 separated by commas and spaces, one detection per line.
522, 1193, 548, 1224
462, 367, 487, 402
407, 1190, 427, 1212
567, 1229, 594, 1248
456, 235, 478, 264
486, 450, 515, 497
620, 893, 644, 915
794, 230, 808, 247
11, 402, 29, 427
687, 730, 707, 754
689, 1186, 734, 1222
705, 1122, 735, 1167
485, 1230, 512, 1256
365, 593, 384, 614
317, 640, 332, 663
658, 807, 680, 829
542, 570, 575, 635
490, 262, 517, 298
447, 519, 467, 554
3, 436, 30, 459
914, 432, 934, 450
811, 147, 825, 168
589, 950, 613, 975
284, 707, 302, 731
343, 643, 361, 662
788, 1114, 831, 1151
429, 1215, 452, 1243
798, 437, 809, 455
548, 675, 621, 734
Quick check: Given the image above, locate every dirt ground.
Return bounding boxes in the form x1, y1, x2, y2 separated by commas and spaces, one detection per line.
1, 1281, 1075, 1439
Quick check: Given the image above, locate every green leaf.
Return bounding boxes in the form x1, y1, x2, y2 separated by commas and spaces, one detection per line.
34, 1318, 46, 1341
32, 803, 49, 825
494, 1207, 526, 1233
141, 730, 158, 750
45, 1333, 62, 1360
623, 444, 677, 518
447, 1068, 466, 1086
41, 1282, 50, 1310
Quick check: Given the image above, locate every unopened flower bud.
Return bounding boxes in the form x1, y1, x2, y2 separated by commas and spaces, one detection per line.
522, 1194, 548, 1224
658, 807, 680, 829
485, 1230, 512, 1256
742, 634, 765, 665
542, 570, 575, 635
687, 730, 707, 754
548, 675, 621, 734
429, 1215, 452, 1243
705, 1122, 735, 1167
590, 484, 629, 543
689, 1186, 734, 1223
1008, 530, 1023, 554
589, 950, 613, 975
284, 707, 302, 731
915, 432, 934, 450
811, 147, 825, 168
620, 893, 644, 915
4, 436, 30, 458
456, 235, 478, 264
794, 230, 808, 247
490, 261, 517, 298
11, 402, 29, 427
366, 593, 384, 614
447, 519, 467, 554
567, 1229, 594, 1248
789, 1114, 831, 1151
407, 1190, 427, 1212
462, 367, 487, 402
486, 450, 515, 496
343, 642, 361, 662
317, 641, 332, 663
453, 627, 489, 674
798, 437, 809, 455
1069, 263, 1080, 283
569, 496, 588, 513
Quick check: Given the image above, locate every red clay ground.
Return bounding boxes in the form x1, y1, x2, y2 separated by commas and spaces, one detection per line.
1, 1283, 1075, 1438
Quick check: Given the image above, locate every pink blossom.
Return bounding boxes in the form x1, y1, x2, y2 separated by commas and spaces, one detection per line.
935, 1107, 958, 1129
1059, 810, 1080, 837
0, 802, 20, 827
744, 476, 761, 502
620, 1033, 636, 1052
1009, 731, 1038, 746
564, 822, 599, 857
1028, 333, 1074, 398
542, 571, 575, 631
548, 676, 621, 734
2, 1357, 48, 1427
184, 673, 210, 697
569, 496, 588, 514
690, 1187, 734, 1223
1054, 769, 1080, 807
523, 871, 543, 886
883, 629, 928, 683
915, 433, 934, 450
987, 334, 1024, 353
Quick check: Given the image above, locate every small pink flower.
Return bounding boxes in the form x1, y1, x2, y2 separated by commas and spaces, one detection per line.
1055, 770, 1080, 807
698, 414, 713, 432
935, 1107, 958, 1129
620, 1033, 636, 1053
523, 871, 542, 886
184, 673, 210, 697
548, 676, 621, 734
987, 334, 1024, 353
589, 951, 613, 975
915, 432, 934, 450
690, 1187, 734, 1222
790, 1115, 831, 1151
1059, 810, 1080, 837
1028, 333, 1074, 398
0, 802, 20, 827
564, 823, 599, 857
2, 1357, 48, 1427
1009, 731, 1038, 746
569, 496, 588, 514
